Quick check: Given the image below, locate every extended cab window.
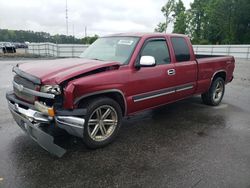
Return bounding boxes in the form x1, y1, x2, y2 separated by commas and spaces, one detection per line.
171, 37, 190, 62
141, 40, 170, 65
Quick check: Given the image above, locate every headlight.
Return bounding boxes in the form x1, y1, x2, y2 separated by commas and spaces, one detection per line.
40, 85, 61, 95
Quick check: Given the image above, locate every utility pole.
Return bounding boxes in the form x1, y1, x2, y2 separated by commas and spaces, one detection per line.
65, 0, 69, 35
85, 26, 87, 38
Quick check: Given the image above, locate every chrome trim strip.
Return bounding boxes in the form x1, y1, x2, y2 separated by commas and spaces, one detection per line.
210, 70, 227, 82
13, 81, 55, 99
133, 84, 194, 102
55, 116, 85, 129
8, 101, 66, 157
8, 101, 50, 123
74, 89, 127, 116
55, 116, 85, 138
175, 85, 193, 92
134, 90, 175, 102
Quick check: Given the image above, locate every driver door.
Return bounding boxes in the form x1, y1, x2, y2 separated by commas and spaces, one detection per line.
128, 38, 177, 113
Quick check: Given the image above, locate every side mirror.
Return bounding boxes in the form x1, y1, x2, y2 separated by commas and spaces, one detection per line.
139, 56, 156, 67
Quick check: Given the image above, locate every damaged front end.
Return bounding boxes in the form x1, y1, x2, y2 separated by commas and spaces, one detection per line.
6, 66, 87, 157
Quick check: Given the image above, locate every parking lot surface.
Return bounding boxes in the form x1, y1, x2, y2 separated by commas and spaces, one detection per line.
0, 59, 250, 188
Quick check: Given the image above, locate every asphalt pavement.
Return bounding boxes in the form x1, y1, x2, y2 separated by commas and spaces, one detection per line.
0, 58, 250, 188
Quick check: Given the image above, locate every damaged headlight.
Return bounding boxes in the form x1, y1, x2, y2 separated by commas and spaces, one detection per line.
40, 85, 61, 95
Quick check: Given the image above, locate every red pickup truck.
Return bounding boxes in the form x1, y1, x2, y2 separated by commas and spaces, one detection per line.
6, 33, 235, 156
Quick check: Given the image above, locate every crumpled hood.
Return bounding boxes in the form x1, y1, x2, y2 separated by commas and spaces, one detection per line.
18, 58, 121, 84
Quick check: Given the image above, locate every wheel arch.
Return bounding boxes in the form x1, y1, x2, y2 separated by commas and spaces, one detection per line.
75, 89, 127, 116
211, 70, 227, 83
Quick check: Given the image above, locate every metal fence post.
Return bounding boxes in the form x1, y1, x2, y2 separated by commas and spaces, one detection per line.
38, 43, 40, 56
247, 46, 250, 60
211, 45, 214, 55
228, 46, 231, 56
57, 43, 59, 57
33, 44, 34, 55
47, 43, 49, 56
53, 44, 55, 57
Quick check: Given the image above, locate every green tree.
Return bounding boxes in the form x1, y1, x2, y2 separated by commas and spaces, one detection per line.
237, 0, 250, 43
81, 34, 99, 44
173, 0, 187, 34
188, 0, 210, 43
204, 0, 240, 44
155, 0, 175, 33
154, 23, 166, 33
0, 29, 99, 44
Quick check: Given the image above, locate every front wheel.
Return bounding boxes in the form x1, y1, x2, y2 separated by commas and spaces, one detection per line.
201, 77, 225, 106
82, 97, 122, 149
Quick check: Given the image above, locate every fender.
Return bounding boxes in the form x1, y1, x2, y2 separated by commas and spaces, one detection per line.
76, 89, 127, 115
64, 88, 128, 115
210, 69, 227, 84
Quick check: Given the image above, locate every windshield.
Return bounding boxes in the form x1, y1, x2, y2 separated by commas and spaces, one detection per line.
80, 37, 139, 64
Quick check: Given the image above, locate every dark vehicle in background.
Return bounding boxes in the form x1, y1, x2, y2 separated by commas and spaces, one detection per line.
13, 42, 28, 49
0, 42, 16, 53
0, 43, 5, 51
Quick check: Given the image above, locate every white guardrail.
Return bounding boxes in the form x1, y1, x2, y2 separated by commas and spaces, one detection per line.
28, 43, 89, 58
28, 43, 250, 59
193, 45, 250, 59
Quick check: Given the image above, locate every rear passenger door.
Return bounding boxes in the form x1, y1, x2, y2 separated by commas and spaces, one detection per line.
170, 37, 197, 98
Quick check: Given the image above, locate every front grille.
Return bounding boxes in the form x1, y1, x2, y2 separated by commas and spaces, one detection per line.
13, 75, 38, 103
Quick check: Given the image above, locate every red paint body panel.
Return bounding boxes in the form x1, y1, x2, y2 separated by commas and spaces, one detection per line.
18, 58, 121, 84
17, 33, 235, 116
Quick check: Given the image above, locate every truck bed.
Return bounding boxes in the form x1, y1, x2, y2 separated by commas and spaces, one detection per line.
195, 54, 235, 90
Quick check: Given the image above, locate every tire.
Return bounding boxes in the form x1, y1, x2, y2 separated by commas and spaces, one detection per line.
81, 97, 122, 149
201, 77, 225, 106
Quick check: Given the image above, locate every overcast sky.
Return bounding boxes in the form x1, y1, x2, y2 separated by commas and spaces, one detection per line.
0, 0, 193, 38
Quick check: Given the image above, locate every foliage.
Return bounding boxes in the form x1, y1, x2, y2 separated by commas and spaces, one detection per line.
173, 0, 187, 34
155, 0, 175, 33
81, 35, 99, 44
156, 0, 250, 44
189, 0, 250, 44
155, 0, 188, 34
0, 29, 98, 44
154, 23, 167, 33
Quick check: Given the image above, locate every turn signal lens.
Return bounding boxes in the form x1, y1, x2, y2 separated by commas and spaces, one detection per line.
48, 108, 55, 117
35, 101, 55, 117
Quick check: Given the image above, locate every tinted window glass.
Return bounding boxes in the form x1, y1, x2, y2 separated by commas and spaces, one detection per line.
171, 37, 190, 62
141, 40, 170, 65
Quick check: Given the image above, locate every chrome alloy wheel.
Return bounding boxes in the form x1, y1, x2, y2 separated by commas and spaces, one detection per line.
213, 80, 224, 103
87, 105, 118, 142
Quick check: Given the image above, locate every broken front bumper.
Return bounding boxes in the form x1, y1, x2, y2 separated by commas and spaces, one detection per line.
6, 91, 86, 157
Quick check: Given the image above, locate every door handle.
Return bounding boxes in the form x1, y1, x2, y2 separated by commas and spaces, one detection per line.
167, 69, 176, 76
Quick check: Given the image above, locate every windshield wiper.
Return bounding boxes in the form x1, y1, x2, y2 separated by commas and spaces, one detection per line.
91, 58, 104, 61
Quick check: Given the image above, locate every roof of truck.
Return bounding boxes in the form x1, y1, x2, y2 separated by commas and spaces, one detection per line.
105, 32, 187, 38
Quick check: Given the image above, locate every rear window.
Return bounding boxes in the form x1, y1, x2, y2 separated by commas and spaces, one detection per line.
171, 37, 190, 62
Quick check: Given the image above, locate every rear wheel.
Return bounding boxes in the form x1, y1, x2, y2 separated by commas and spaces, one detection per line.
201, 77, 225, 106
81, 97, 122, 149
